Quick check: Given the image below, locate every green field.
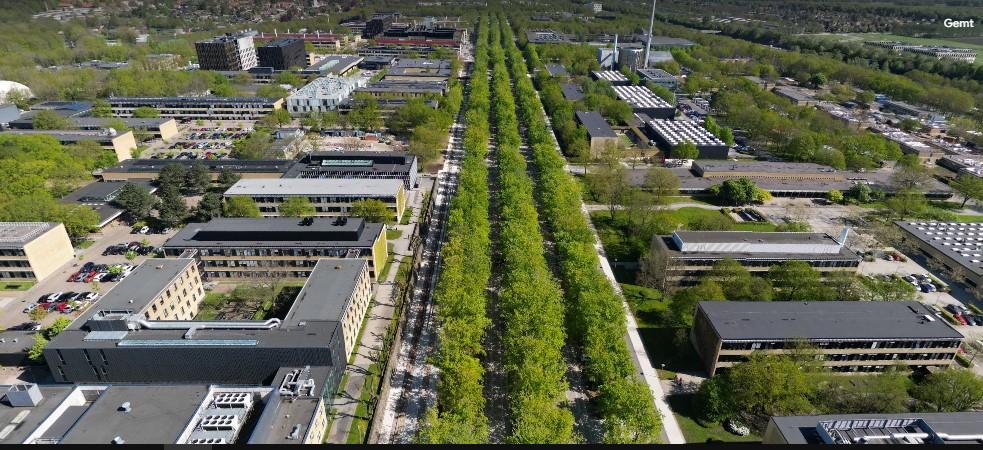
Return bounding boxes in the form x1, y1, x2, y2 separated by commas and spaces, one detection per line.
807, 32, 983, 65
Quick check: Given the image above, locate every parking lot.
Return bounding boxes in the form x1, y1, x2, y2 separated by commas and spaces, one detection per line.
141, 119, 257, 160
0, 222, 177, 331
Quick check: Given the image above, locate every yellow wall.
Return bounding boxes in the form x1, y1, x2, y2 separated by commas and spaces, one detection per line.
111, 131, 138, 161
22, 223, 75, 282
371, 228, 387, 280
157, 119, 180, 142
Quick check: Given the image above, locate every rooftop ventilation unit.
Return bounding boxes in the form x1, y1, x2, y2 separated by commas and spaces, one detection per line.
188, 438, 227, 444
200, 414, 240, 431
111, 436, 125, 444
118, 402, 131, 412
279, 366, 316, 397
213, 392, 251, 409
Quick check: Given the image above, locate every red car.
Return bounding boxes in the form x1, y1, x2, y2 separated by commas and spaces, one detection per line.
84, 271, 99, 283
954, 313, 969, 326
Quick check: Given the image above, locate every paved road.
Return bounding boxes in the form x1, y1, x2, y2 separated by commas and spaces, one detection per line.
325, 189, 425, 444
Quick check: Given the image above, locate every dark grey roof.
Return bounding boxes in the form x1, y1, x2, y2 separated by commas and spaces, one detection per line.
163, 217, 382, 249
544, 64, 568, 77
896, 221, 983, 277
560, 83, 584, 101
356, 80, 446, 94
673, 230, 840, 245
1, 129, 124, 143
284, 151, 415, 178
769, 413, 983, 444
58, 385, 209, 444
101, 159, 293, 174
638, 68, 675, 80
575, 111, 617, 139
392, 58, 450, 69
108, 96, 278, 105
262, 38, 303, 48
284, 259, 367, 324
697, 301, 964, 341
249, 366, 333, 444
69, 259, 194, 330
72, 117, 173, 129
60, 181, 157, 226
0, 103, 19, 123
774, 86, 815, 103
693, 160, 840, 175
305, 55, 364, 74
0, 384, 74, 444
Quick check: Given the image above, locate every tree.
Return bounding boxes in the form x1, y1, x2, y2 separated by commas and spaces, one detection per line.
716, 177, 768, 206
950, 173, 983, 208
669, 280, 725, 326
808, 72, 828, 88
256, 84, 289, 99
855, 90, 875, 106
769, 260, 833, 301
279, 197, 316, 217
132, 106, 161, 118
774, 222, 811, 232
671, 140, 700, 160
217, 169, 241, 189
588, 150, 628, 217
184, 162, 210, 195
598, 378, 662, 444
193, 192, 223, 221
409, 121, 448, 163
644, 167, 680, 207
886, 188, 928, 218
113, 182, 156, 220
350, 199, 394, 224
707, 259, 772, 301
848, 183, 873, 203
719, 353, 815, 419
826, 189, 844, 204
91, 99, 113, 118
911, 368, 983, 412
819, 368, 912, 414
891, 156, 931, 190
28, 334, 48, 363
45, 317, 72, 338
274, 70, 302, 87
156, 186, 188, 226
349, 94, 382, 131
32, 109, 72, 130
223, 197, 261, 218
28, 306, 47, 323
899, 117, 920, 132
157, 164, 188, 191
258, 108, 292, 129
230, 131, 272, 160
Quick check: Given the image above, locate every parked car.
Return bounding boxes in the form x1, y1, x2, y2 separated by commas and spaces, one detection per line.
46, 292, 63, 302
82, 292, 98, 300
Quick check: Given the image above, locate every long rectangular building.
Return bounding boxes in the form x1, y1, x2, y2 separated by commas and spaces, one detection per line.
591, 70, 630, 86
0, 222, 74, 283
763, 413, 983, 444
1, 129, 136, 162
691, 301, 964, 376
645, 119, 728, 159
354, 80, 447, 98
650, 230, 861, 286
896, 221, 983, 289
613, 86, 675, 119
108, 97, 284, 121
162, 217, 386, 280
284, 151, 418, 189
98, 159, 293, 182
224, 178, 405, 220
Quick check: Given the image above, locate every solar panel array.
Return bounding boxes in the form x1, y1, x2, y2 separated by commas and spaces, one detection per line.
909, 222, 983, 270
592, 70, 628, 83
612, 85, 674, 109
648, 119, 725, 147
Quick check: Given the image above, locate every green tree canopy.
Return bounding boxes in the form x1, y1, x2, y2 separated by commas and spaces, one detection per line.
132, 106, 160, 118
350, 199, 394, 224
113, 182, 155, 220
278, 197, 316, 217
950, 173, 983, 208
32, 109, 72, 129
671, 140, 700, 160
911, 368, 983, 412
223, 197, 261, 218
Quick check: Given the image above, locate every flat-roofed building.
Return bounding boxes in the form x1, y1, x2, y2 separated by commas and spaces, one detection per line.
72, 117, 179, 141
774, 86, 818, 106
286, 76, 366, 114
590, 70, 631, 86
650, 230, 860, 286
60, 181, 157, 228
645, 119, 728, 159
162, 217, 386, 281
247, 366, 333, 444
638, 68, 677, 90
614, 86, 676, 119
257, 38, 306, 71
525, 29, 574, 44
300, 55, 364, 77
359, 55, 396, 70
692, 160, 844, 181
544, 64, 568, 78
224, 178, 405, 220
354, 80, 446, 98
98, 159, 293, 182
1, 129, 136, 162
896, 221, 983, 289
284, 151, 418, 189
385, 58, 452, 82
763, 413, 983, 444
575, 111, 620, 157
108, 96, 283, 121
0, 222, 74, 283
45, 259, 370, 392
691, 301, 964, 376
560, 83, 585, 101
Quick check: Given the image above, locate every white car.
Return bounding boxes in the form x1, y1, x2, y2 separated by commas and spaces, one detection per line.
46, 292, 63, 302
139, 226, 150, 234
83, 292, 98, 300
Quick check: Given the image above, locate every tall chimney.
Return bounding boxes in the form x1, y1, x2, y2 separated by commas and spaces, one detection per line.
613, 33, 618, 68
644, 0, 656, 68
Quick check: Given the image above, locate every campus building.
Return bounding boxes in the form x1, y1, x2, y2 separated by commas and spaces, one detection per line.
645, 119, 728, 159
590, 70, 631, 86
691, 301, 965, 376
162, 217, 386, 281
107, 97, 284, 121
98, 159, 293, 182
354, 80, 447, 98
896, 221, 983, 289
614, 86, 676, 119
255, 31, 361, 52
763, 413, 983, 444
0, 222, 74, 283
224, 178, 405, 220
284, 151, 419, 189
300, 55, 363, 77
649, 230, 861, 286
638, 68, 678, 90
7, 115, 179, 142
60, 181, 157, 228
385, 59, 452, 82
45, 258, 371, 388
1, 129, 136, 162
286, 76, 366, 114
195, 31, 258, 71
256, 38, 306, 71
575, 111, 620, 157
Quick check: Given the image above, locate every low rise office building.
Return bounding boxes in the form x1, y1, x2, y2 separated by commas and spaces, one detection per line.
763, 413, 983, 444
162, 217, 386, 280
896, 221, 983, 289
575, 111, 620, 157
108, 97, 284, 121
60, 181, 157, 228
385, 58, 452, 82
638, 68, 678, 90
614, 86, 676, 119
300, 55, 364, 77
649, 230, 860, 286
286, 76, 366, 114
645, 119, 728, 159
691, 301, 964, 376
224, 178, 405, 220
99, 159, 293, 182
284, 151, 419, 189
590, 70, 631, 86
0, 222, 74, 283
46, 259, 371, 390
354, 80, 447, 98
1, 129, 136, 162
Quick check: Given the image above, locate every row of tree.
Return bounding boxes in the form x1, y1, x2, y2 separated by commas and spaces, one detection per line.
492, 16, 576, 443
510, 17, 662, 444
418, 16, 492, 444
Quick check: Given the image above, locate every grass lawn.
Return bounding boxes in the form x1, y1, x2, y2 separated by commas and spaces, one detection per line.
0, 281, 34, 291
956, 214, 983, 223
809, 32, 983, 64
621, 283, 666, 328
400, 206, 413, 225
75, 240, 95, 250
386, 229, 403, 240
347, 362, 381, 444
378, 255, 396, 281
668, 394, 762, 443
